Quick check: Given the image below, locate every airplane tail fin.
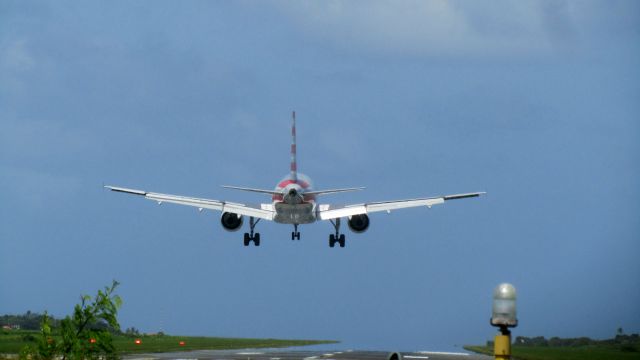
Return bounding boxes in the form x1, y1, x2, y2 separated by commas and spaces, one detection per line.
290, 111, 298, 182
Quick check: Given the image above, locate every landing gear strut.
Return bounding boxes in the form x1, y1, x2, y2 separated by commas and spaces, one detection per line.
291, 224, 301, 241
243, 217, 261, 246
329, 218, 346, 248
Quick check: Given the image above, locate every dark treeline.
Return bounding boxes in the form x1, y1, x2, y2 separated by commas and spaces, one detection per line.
1, 311, 58, 330
512, 334, 640, 347
1, 312, 138, 335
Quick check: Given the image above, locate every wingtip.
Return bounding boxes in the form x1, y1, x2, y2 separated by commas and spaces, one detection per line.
104, 186, 147, 195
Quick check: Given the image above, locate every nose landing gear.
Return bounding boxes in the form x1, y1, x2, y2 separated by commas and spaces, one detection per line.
291, 224, 301, 240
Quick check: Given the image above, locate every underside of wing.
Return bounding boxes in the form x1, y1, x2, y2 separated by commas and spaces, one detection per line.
105, 186, 275, 220
318, 192, 485, 220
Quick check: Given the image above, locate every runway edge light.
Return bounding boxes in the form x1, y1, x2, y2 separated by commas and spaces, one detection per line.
491, 283, 517, 327
490, 283, 517, 360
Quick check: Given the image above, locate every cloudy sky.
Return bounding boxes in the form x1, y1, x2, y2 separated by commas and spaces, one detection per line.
1, 0, 639, 352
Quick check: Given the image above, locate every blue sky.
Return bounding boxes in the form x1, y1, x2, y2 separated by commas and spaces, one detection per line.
1, 0, 639, 352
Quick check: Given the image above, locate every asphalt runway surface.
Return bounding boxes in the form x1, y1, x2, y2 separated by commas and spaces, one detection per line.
124, 349, 491, 360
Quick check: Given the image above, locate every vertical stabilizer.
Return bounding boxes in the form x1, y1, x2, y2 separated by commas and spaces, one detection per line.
290, 111, 298, 182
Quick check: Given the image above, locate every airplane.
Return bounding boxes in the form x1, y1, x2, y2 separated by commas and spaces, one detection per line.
105, 111, 485, 248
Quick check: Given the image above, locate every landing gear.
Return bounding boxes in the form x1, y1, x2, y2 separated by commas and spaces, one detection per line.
243, 217, 261, 246
291, 224, 301, 240
329, 218, 346, 248
328, 234, 345, 248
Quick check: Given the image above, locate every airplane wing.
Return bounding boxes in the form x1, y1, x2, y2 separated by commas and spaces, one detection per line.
318, 192, 485, 220
105, 186, 275, 221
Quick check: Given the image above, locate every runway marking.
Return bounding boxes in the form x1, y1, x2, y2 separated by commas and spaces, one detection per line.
323, 353, 334, 357
417, 351, 469, 356
403, 356, 429, 359
236, 352, 264, 355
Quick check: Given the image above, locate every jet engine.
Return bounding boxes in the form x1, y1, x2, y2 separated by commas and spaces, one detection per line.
348, 214, 370, 233
220, 212, 243, 231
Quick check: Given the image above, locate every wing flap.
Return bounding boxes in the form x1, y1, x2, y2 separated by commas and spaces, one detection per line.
318, 205, 367, 220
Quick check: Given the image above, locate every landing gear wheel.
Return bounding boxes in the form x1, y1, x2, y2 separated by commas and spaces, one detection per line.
329, 218, 345, 248
292, 225, 301, 240
242, 216, 262, 247
243, 233, 250, 247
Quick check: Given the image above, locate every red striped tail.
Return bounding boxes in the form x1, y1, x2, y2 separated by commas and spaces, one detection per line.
290, 111, 298, 182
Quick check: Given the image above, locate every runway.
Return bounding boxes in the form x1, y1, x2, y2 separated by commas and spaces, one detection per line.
124, 348, 491, 360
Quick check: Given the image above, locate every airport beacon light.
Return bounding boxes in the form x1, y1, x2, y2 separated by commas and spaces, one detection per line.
490, 283, 517, 360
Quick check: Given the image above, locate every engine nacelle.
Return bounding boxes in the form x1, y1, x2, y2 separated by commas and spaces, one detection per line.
220, 212, 243, 232
348, 214, 370, 233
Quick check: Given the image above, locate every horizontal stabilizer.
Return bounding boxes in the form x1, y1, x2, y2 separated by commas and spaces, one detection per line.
221, 185, 282, 196
305, 187, 365, 196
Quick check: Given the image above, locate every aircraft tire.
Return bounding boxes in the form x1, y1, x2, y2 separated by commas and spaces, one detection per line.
329, 234, 335, 247
243, 233, 250, 246
254, 233, 260, 246
339, 234, 346, 247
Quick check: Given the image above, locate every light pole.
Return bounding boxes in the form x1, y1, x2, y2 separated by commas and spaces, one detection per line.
490, 283, 517, 360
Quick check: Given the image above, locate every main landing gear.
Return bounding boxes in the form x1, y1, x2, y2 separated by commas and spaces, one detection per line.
243, 217, 260, 246
329, 218, 346, 248
291, 224, 301, 241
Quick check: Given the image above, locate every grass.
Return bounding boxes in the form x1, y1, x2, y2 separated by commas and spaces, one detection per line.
0, 330, 337, 356
112, 334, 336, 354
464, 344, 640, 360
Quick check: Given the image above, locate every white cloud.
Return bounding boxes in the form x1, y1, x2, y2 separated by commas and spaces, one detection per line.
276, 0, 583, 56
0, 39, 35, 71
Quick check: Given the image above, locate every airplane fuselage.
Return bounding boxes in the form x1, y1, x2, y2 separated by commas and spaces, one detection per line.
272, 173, 317, 224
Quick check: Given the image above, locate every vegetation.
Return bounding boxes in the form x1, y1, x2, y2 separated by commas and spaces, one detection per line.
465, 333, 640, 360
18, 281, 123, 360
1, 281, 336, 358
1, 330, 335, 357
112, 334, 335, 354
1, 313, 58, 332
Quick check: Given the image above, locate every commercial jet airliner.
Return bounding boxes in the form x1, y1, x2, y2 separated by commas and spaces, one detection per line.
106, 112, 484, 247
